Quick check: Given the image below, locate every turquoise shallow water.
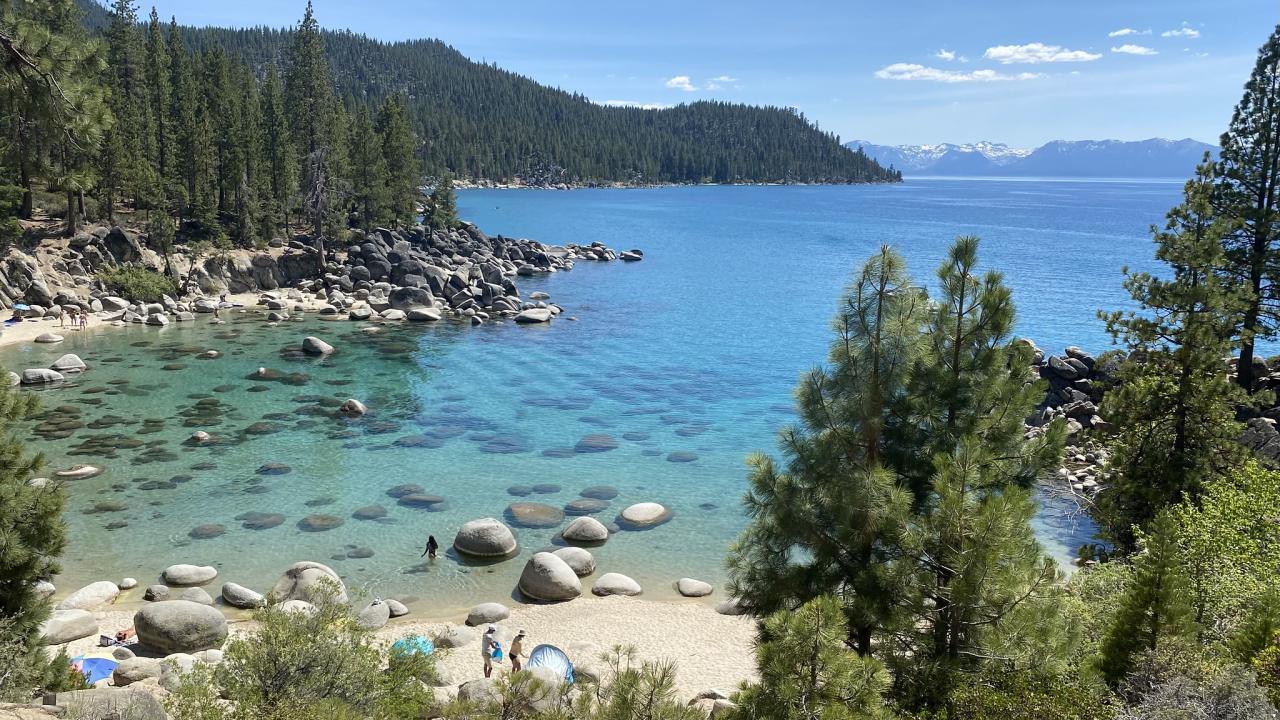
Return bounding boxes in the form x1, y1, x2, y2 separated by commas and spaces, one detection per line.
1, 180, 1185, 613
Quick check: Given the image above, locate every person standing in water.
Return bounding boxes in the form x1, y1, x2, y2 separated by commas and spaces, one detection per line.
421, 535, 438, 559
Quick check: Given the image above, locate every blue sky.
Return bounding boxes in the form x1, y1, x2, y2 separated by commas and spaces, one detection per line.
145, 0, 1276, 147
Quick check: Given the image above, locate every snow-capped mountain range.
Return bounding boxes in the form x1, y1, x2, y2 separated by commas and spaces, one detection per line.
847, 138, 1217, 178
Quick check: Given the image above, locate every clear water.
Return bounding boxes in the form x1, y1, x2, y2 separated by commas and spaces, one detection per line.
0, 179, 1184, 614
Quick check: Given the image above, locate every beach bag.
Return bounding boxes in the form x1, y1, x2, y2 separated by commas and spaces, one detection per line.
491, 640, 503, 662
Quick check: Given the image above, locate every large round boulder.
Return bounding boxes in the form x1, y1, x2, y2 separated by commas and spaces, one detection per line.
552, 547, 596, 577
453, 518, 518, 557
39, 609, 98, 645
465, 602, 510, 626
34, 332, 64, 344
56, 580, 120, 611
161, 564, 218, 586
458, 678, 501, 704
618, 502, 672, 529
561, 516, 609, 544
134, 600, 228, 654
592, 573, 642, 597
270, 561, 348, 604
301, 336, 335, 355
518, 552, 581, 602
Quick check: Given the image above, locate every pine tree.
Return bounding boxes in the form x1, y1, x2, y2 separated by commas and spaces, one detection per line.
727, 246, 923, 656
284, 2, 343, 240
376, 94, 418, 225
99, 0, 152, 217
144, 8, 174, 213
1098, 161, 1252, 550
727, 595, 889, 720
0, 385, 68, 692
166, 16, 194, 219
348, 105, 390, 229
889, 237, 1069, 709
1096, 512, 1196, 686
425, 174, 458, 230
258, 65, 294, 237
1217, 24, 1280, 392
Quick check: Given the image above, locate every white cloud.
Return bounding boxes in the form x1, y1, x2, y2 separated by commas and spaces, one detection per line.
936, 49, 956, 61
1108, 28, 1150, 37
1112, 44, 1158, 56
710, 75, 737, 83
873, 63, 1044, 83
983, 42, 1102, 64
600, 100, 671, 110
665, 75, 697, 91
705, 75, 738, 90
1162, 23, 1200, 38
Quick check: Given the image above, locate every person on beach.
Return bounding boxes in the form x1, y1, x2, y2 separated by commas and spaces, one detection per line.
510, 630, 526, 672
421, 535, 439, 559
482, 625, 499, 678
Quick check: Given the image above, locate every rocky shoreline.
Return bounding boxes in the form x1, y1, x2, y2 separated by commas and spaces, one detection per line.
0, 222, 642, 346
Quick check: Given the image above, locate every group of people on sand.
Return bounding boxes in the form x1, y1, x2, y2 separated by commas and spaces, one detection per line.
59, 309, 90, 330
483, 625, 528, 677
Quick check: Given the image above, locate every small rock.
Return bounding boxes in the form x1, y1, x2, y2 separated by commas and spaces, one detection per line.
592, 573, 642, 597
676, 578, 713, 597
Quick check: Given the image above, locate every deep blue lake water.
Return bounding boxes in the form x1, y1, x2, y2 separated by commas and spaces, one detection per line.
0, 179, 1184, 613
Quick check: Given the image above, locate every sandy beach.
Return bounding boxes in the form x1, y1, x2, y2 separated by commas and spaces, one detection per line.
54, 595, 757, 702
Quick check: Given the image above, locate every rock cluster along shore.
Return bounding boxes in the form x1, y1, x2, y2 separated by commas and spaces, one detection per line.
0, 222, 642, 320
1020, 341, 1114, 501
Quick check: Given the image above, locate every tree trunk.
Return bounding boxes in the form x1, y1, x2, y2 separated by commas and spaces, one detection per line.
63, 189, 78, 237
18, 164, 32, 219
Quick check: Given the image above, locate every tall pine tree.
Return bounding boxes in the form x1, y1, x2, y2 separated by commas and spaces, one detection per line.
1217, 24, 1280, 392
888, 238, 1069, 710
144, 7, 174, 214
727, 246, 922, 657
258, 65, 295, 237
284, 2, 343, 241
1098, 160, 1252, 550
348, 105, 390, 229
376, 94, 418, 226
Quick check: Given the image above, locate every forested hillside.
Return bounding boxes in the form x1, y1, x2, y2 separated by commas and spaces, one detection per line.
75, 0, 896, 185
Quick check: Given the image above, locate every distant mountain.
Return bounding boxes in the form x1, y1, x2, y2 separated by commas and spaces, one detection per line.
846, 138, 1217, 178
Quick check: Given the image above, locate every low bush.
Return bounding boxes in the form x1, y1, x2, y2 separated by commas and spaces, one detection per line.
96, 267, 177, 302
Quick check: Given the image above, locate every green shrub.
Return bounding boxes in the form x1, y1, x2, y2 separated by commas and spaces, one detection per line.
939, 668, 1115, 720
96, 267, 178, 302
166, 586, 436, 720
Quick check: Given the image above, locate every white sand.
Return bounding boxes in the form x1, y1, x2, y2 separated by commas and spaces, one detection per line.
374, 596, 758, 699
59, 597, 757, 702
